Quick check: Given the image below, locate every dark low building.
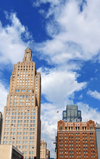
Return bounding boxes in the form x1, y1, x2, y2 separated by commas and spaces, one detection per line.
0, 112, 2, 144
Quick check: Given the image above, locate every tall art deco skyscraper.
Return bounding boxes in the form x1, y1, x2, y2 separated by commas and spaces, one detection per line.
1, 48, 41, 159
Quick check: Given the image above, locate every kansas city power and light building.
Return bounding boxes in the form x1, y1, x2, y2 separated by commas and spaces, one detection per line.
1, 48, 41, 159
57, 105, 98, 159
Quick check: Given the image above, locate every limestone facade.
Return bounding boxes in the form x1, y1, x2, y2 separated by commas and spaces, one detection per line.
1, 48, 41, 159
40, 139, 47, 159
0, 145, 23, 159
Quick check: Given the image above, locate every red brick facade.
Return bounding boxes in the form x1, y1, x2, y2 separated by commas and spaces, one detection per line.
57, 120, 97, 159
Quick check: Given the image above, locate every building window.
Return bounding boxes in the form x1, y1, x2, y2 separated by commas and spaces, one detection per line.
59, 126, 63, 130
90, 127, 93, 130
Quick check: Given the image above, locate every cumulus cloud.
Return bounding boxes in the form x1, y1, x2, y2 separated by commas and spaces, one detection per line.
87, 90, 100, 100
33, 0, 60, 7
78, 102, 100, 123
0, 82, 8, 112
33, 0, 100, 64
41, 67, 86, 104
0, 12, 33, 66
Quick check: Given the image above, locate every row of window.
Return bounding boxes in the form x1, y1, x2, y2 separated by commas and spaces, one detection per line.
17, 71, 33, 74
6, 112, 35, 116
11, 99, 34, 102
59, 140, 94, 143
4, 135, 35, 139
11, 120, 35, 124
18, 66, 34, 68
17, 74, 33, 77
59, 133, 82, 135
17, 68, 33, 70
59, 155, 91, 158
59, 146, 93, 150
59, 132, 94, 135
4, 128, 35, 132
11, 95, 34, 98
59, 156, 95, 158
3, 141, 34, 145
3, 139, 35, 143
4, 132, 35, 135
5, 124, 35, 127
5, 123, 35, 129
16, 82, 33, 85
13, 86, 36, 89
5, 116, 35, 120
59, 143, 94, 146
10, 102, 34, 106
6, 109, 35, 112
22, 151, 34, 154
60, 150, 94, 153
15, 89, 34, 92
64, 147, 89, 150
17, 77, 33, 79
59, 126, 93, 130
16, 80, 33, 82
59, 136, 93, 139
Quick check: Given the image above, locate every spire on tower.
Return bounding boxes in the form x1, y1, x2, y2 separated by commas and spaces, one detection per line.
23, 48, 32, 62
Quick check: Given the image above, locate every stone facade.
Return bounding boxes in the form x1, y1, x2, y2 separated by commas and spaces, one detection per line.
40, 139, 47, 159
1, 48, 41, 159
57, 120, 97, 159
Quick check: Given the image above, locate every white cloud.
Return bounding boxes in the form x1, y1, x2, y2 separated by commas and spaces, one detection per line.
41, 67, 86, 104
33, 0, 60, 7
33, 0, 100, 65
79, 94, 83, 99
0, 12, 33, 66
78, 102, 100, 123
0, 82, 8, 112
87, 90, 100, 100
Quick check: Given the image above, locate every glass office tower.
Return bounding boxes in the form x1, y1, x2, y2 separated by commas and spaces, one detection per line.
62, 105, 82, 122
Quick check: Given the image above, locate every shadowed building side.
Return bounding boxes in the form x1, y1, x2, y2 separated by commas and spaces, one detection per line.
0, 112, 3, 144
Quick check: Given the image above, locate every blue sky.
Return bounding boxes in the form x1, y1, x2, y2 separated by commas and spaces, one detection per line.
1, 0, 100, 157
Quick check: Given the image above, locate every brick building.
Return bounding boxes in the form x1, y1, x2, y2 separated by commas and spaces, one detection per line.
57, 119, 97, 159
